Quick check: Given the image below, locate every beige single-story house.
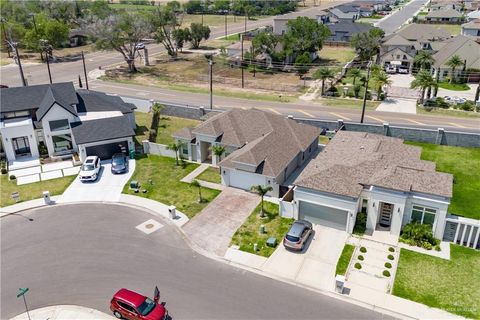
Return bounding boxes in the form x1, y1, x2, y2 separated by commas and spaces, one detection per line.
280, 131, 453, 240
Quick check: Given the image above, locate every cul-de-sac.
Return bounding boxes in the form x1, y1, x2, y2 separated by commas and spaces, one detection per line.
1, 0, 479, 319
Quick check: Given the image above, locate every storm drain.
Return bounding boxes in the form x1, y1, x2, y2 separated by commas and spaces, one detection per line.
136, 219, 163, 234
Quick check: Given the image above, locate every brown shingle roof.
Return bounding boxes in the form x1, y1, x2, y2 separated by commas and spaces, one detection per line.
295, 131, 453, 198
197, 108, 319, 178
426, 8, 463, 18
433, 34, 480, 68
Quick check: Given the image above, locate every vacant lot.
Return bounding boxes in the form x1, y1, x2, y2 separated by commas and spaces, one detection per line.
405, 142, 480, 219
393, 245, 479, 319
123, 155, 220, 218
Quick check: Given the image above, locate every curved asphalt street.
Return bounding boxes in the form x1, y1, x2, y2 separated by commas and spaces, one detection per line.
376, 0, 429, 35
1, 204, 395, 320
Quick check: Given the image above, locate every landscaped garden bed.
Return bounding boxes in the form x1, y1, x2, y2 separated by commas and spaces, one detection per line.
335, 244, 355, 275
231, 202, 293, 257
393, 245, 480, 319
123, 155, 220, 218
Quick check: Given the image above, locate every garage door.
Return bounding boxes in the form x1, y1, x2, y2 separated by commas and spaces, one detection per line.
85, 141, 128, 160
299, 201, 348, 231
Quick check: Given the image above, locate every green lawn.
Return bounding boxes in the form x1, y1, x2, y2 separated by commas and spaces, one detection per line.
416, 105, 480, 118
123, 155, 220, 218
231, 202, 294, 257
218, 33, 241, 41
437, 82, 470, 91
336, 244, 355, 276
319, 97, 380, 110
134, 112, 200, 146
393, 245, 480, 319
405, 142, 480, 219
435, 23, 462, 35
319, 45, 356, 65
196, 166, 221, 184
1, 174, 75, 207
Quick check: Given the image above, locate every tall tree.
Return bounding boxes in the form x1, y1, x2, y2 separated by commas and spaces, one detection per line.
446, 54, 463, 84
153, 6, 182, 57
350, 27, 385, 62
282, 16, 330, 58
86, 11, 152, 73
295, 52, 311, 86
348, 68, 362, 86
167, 141, 184, 166
370, 70, 392, 101
252, 30, 280, 56
411, 69, 436, 104
172, 28, 189, 52
314, 67, 335, 96
191, 179, 203, 203
251, 184, 273, 218
414, 50, 435, 71
188, 22, 210, 49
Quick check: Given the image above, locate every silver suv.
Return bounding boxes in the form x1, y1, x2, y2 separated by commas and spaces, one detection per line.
283, 220, 313, 251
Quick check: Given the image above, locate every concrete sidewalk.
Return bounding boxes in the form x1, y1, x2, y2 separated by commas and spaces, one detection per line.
180, 163, 209, 183
10, 305, 114, 320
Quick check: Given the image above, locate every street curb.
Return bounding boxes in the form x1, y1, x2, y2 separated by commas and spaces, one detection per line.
2, 199, 415, 319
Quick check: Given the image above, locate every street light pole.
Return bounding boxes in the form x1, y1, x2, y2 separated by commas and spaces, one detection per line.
81, 51, 89, 90
360, 61, 373, 124
11, 42, 27, 86
241, 33, 244, 88
224, 12, 227, 39
209, 58, 213, 110
17, 288, 31, 320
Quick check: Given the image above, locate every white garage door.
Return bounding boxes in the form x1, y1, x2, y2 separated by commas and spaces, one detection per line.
299, 201, 348, 231
228, 169, 265, 191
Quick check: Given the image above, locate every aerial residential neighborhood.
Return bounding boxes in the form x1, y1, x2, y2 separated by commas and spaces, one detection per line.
0, 0, 479, 320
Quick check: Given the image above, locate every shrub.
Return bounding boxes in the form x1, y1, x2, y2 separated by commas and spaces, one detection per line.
383, 270, 391, 277
388, 247, 395, 252
360, 247, 367, 253
9, 174, 16, 180
435, 244, 441, 251
459, 101, 475, 111
353, 84, 362, 98
1, 168, 7, 175
385, 262, 392, 268
358, 255, 364, 261
354, 262, 362, 269
353, 212, 367, 235
400, 222, 439, 248
38, 142, 48, 155
387, 254, 394, 260
421, 241, 433, 250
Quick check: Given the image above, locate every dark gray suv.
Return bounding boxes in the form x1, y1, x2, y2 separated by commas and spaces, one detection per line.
283, 220, 313, 251
111, 153, 129, 174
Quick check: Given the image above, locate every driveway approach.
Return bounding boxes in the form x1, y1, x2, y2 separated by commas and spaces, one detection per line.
0, 204, 393, 320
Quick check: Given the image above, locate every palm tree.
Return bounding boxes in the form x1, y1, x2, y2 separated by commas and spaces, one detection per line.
348, 68, 362, 86
167, 141, 184, 166
411, 69, 436, 104
314, 67, 335, 96
191, 179, 203, 203
446, 54, 463, 84
250, 185, 273, 218
414, 50, 435, 71
371, 71, 392, 101
211, 145, 226, 164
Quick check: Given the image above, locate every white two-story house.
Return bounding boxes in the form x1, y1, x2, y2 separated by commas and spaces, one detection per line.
0, 82, 136, 166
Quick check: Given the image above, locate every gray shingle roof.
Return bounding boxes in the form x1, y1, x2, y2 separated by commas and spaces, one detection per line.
196, 108, 319, 178
274, 8, 328, 21
1, 82, 78, 113
70, 116, 135, 145
76, 90, 136, 114
395, 23, 452, 41
462, 18, 480, 30
295, 131, 453, 198
327, 21, 373, 37
426, 8, 463, 18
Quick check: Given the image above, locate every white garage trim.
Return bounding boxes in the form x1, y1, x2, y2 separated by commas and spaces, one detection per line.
78, 137, 134, 161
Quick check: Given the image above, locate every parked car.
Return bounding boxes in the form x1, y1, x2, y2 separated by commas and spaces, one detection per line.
110, 288, 168, 320
283, 220, 313, 251
397, 66, 409, 74
444, 96, 466, 104
111, 153, 129, 174
385, 65, 396, 74
79, 155, 101, 182
136, 43, 145, 50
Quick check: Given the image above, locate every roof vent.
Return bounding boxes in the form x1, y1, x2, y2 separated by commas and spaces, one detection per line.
360, 146, 365, 150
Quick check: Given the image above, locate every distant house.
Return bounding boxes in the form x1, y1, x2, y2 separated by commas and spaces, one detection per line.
467, 10, 480, 20
461, 18, 480, 39
173, 108, 320, 197
379, 24, 452, 71
273, 8, 329, 35
328, 4, 364, 21
425, 8, 464, 23
432, 34, 480, 81
69, 29, 87, 47
326, 21, 373, 43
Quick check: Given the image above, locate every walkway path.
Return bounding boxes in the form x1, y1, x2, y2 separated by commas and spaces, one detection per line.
10, 305, 114, 320
180, 163, 209, 183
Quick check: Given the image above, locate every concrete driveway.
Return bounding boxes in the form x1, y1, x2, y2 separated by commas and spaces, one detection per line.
58, 159, 135, 203
262, 225, 348, 291
183, 187, 259, 257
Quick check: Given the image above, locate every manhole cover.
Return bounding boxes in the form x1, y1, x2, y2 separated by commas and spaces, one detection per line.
145, 223, 155, 229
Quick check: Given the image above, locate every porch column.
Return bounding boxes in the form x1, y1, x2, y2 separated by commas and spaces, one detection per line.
187, 143, 193, 161
466, 225, 474, 247
473, 227, 480, 249
453, 223, 460, 243
460, 224, 468, 245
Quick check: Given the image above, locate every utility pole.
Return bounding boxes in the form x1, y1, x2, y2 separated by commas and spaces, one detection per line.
360, 61, 373, 124
46, 52, 52, 84
40, 40, 52, 84
17, 288, 31, 320
252, 45, 256, 77
241, 33, 244, 88
224, 11, 227, 39
209, 58, 213, 109
11, 42, 27, 86
1, 18, 11, 58
244, 11, 247, 33
81, 51, 89, 90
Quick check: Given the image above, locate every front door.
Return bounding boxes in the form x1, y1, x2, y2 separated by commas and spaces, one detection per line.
379, 202, 393, 228
12, 137, 31, 157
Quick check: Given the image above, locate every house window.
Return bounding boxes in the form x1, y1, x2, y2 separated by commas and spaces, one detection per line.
361, 199, 368, 214
411, 205, 436, 226
49, 119, 69, 132
52, 134, 73, 152
396, 55, 400, 59
181, 143, 188, 155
